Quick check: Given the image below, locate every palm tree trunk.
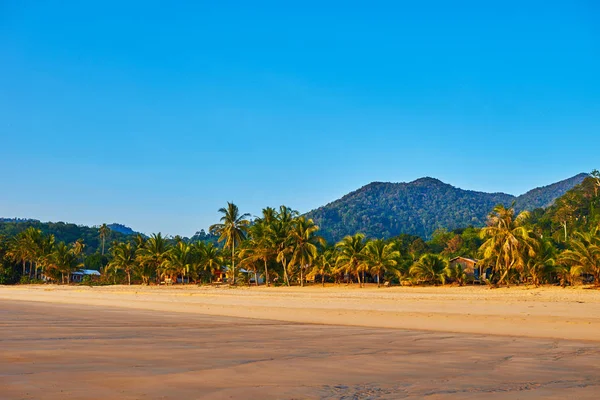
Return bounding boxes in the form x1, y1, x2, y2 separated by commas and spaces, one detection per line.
264, 258, 270, 287
231, 241, 236, 285
283, 259, 290, 286
127, 272, 131, 285
300, 266, 304, 287
356, 271, 362, 288
322, 274, 325, 287
22, 260, 26, 276
377, 274, 380, 288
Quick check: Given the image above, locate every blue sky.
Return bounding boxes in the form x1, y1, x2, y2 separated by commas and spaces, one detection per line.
1, 1, 598, 236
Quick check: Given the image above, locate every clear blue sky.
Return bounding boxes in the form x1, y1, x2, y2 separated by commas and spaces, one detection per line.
1, 1, 598, 236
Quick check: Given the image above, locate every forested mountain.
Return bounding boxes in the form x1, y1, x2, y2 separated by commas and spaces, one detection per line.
305, 174, 587, 242
514, 173, 589, 211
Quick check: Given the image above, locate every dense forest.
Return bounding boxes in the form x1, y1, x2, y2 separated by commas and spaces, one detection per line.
0, 172, 599, 288
305, 173, 587, 242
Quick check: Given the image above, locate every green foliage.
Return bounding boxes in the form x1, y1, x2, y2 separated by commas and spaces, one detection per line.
306, 174, 586, 242
0, 220, 133, 254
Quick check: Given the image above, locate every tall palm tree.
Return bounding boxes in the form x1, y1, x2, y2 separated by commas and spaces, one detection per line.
560, 228, 600, 286
136, 233, 170, 284
210, 202, 250, 284
242, 215, 277, 286
479, 204, 536, 286
7, 233, 29, 277
335, 233, 367, 287
99, 224, 111, 255
409, 254, 447, 285
34, 234, 56, 280
288, 217, 325, 286
273, 205, 299, 286
108, 242, 137, 285
363, 239, 399, 287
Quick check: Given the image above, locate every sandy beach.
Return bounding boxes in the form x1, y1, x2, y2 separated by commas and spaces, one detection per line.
1, 285, 600, 399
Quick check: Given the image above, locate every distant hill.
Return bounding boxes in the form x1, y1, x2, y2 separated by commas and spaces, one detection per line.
305, 174, 588, 242
514, 173, 589, 211
107, 223, 138, 236
0, 220, 136, 254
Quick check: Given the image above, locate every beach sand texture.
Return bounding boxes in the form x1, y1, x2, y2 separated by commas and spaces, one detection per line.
1, 285, 600, 399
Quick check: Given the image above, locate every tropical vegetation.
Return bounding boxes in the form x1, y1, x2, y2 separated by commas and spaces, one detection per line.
1, 172, 599, 288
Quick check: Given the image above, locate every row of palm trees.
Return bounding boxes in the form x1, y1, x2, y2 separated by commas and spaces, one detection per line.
5, 227, 85, 283
3, 202, 599, 287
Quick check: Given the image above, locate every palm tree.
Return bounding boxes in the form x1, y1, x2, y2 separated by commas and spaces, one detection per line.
363, 239, 399, 287
526, 238, 556, 287
560, 229, 600, 286
108, 242, 137, 285
99, 224, 111, 255
7, 233, 29, 277
194, 242, 223, 283
273, 206, 299, 286
309, 246, 335, 286
136, 233, 170, 284
163, 241, 193, 284
335, 233, 367, 287
409, 254, 447, 285
288, 217, 325, 286
479, 204, 536, 286
442, 262, 468, 286
242, 220, 276, 286
34, 234, 56, 280
209, 202, 250, 284
51, 242, 81, 284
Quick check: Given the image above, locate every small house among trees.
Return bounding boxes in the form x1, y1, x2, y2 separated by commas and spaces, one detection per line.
449, 257, 482, 280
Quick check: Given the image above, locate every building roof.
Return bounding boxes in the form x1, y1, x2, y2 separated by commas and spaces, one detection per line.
72, 269, 101, 276
449, 256, 478, 263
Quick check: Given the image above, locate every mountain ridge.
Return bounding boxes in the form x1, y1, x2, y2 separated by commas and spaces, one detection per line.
305, 173, 588, 242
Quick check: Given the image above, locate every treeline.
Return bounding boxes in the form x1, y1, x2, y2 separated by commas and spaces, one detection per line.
1, 173, 599, 287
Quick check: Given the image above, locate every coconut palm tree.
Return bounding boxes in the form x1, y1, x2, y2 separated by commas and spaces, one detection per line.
7, 234, 29, 277
51, 242, 81, 284
273, 206, 298, 286
560, 228, 600, 286
526, 238, 556, 287
479, 204, 536, 286
108, 242, 137, 285
194, 242, 223, 283
309, 246, 335, 286
242, 219, 276, 286
34, 234, 56, 280
409, 254, 447, 285
288, 217, 325, 286
442, 262, 468, 286
136, 233, 170, 284
163, 241, 193, 284
99, 224, 111, 255
209, 202, 250, 284
363, 239, 400, 287
335, 233, 367, 287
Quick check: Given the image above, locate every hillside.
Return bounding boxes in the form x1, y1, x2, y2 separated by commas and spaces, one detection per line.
305, 174, 587, 242
514, 173, 588, 210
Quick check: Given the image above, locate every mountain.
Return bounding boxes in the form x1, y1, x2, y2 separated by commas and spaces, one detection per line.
107, 223, 138, 236
514, 173, 589, 211
305, 174, 588, 242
